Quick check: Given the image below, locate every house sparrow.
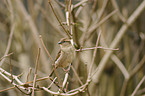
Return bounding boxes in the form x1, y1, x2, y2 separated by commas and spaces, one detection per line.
49, 38, 75, 76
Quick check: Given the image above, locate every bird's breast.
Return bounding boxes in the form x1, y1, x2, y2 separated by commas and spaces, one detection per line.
55, 48, 75, 68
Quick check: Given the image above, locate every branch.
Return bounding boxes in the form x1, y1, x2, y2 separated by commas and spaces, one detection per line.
88, 30, 101, 80
0, 0, 14, 67
131, 76, 145, 96
48, 0, 71, 38
32, 48, 41, 96
111, 55, 130, 79
14, 0, 50, 73
91, 0, 145, 83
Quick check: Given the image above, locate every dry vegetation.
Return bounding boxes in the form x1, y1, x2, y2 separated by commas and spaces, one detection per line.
0, 0, 145, 96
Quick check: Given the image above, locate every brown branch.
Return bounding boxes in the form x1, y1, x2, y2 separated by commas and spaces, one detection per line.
39, 35, 54, 64
55, 0, 65, 8
94, 0, 109, 21
14, 85, 32, 95
0, 86, 15, 93
48, 0, 71, 38
88, 30, 101, 79
131, 76, 145, 96
32, 48, 41, 96
87, 9, 118, 40
73, 0, 88, 9
76, 46, 119, 51
71, 66, 83, 85
0, 0, 14, 67
0, 68, 24, 85
91, 0, 145, 84
111, 0, 126, 23
48, 77, 57, 89
120, 55, 145, 96
26, 68, 32, 83
39, 35, 62, 88
111, 55, 130, 79
36, 0, 64, 37
75, 0, 88, 18
9, 56, 13, 83
72, 10, 80, 48
130, 55, 145, 78
0, 52, 13, 61
42, 81, 89, 95
24, 75, 63, 91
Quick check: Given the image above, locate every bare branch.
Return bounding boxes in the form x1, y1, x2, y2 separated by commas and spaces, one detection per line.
32, 48, 41, 96
48, 0, 71, 38
111, 55, 130, 79
92, 0, 145, 83
88, 30, 101, 79
131, 76, 145, 96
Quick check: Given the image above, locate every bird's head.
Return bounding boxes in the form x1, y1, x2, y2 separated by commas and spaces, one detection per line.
58, 38, 73, 51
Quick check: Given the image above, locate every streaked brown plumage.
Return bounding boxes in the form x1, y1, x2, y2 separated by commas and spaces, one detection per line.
49, 38, 75, 76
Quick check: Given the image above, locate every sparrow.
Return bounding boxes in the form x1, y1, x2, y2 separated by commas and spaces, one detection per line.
49, 38, 75, 76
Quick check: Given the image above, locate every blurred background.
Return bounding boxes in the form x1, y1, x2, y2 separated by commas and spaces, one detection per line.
0, 0, 145, 96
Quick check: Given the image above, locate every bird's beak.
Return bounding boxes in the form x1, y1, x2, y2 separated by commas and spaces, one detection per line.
58, 41, 62, 44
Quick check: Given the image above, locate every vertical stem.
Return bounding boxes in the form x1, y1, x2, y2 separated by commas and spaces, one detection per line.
32, 48, 41, 96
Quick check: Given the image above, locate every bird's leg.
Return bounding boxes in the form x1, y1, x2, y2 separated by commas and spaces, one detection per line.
63, 63, 72, 73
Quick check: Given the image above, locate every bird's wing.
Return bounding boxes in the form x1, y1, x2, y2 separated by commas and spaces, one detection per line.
55, 49, 61, 61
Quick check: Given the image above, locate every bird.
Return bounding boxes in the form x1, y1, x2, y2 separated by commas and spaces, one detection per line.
49, 38, 75, 77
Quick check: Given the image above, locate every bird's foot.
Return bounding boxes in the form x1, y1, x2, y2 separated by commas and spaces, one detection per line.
63, 68, 70, 73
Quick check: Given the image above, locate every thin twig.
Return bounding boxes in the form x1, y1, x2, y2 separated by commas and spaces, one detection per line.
42, 81, 89, 95
0, 71, 25, 90
71, 66, 83, 85
48, 0, 71, 38
91, 0, 97, 13
26, 68, 32, 82
15, 0, 50, 73
111, 55, 130, 79
72, 10, 80, 48
24, 75, 62, 91
68, 0, 72, 35
136, 88, 145, 96
62, 64, 71, 90
32, 48, 41, 96
36, 0, 64, 37
76, 46, 119, 51
87, 9, 118, 40
55, 0, 65, 7
130, 55, 145, 78
120, 55, 145, 96
15, 85, 32, 95
9, 56, 13, 83
131, 76, 145, 96
62, 73, 69, 89
91, 0, 145, 83
95, 0, 109, 21
73, 0, 88, 9
0, 0, 14, 67
39, 35, 62, 88
39, 35, 53, 63
0, 68, 24, 85
0, 86, 15, 93
17, 73, 23, 78
88, 30, 101, 79
48, 77, 57, 89
75, 0, 88, 17
111, 0, 126, 23
65, 82, 69, 92
0, 52, 13, 61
